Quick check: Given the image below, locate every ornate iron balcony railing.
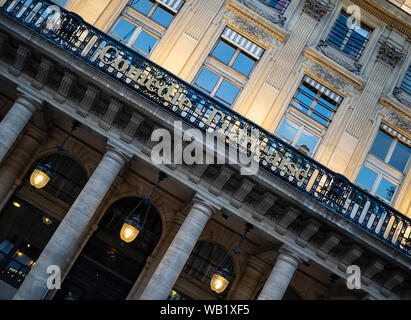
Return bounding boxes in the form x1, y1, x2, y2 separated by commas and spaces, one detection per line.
0, 0, 410, 258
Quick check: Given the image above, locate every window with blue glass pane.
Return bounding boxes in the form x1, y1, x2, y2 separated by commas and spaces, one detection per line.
326, 11, 372, 59
356, 166, 378, 191
232, 52, 256, 77
151, 6, 174, 28
52, 0, 68, 6
127, 0, 179, 29
211, 40, 236, 64
130, 0, 155, 15
276, 118, 299, 143
111, 18, 137, 44
211, 40, 257, 77
400, 65, 411, 95
296, 130, 319, 154
290, 78, 341, 127
194, 68, 220, 94
388, 140, 410, 172
376, 178, 397, 203
259, 0, 289, 13
215, 80, 240, 106
369, 130, 393, 161
132, 30, 158, 55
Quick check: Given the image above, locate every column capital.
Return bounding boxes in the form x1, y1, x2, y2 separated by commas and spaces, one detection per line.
278, 244, 309, 266
376, 41, 406, 69
302, 0, 331, 22
106, 138, 134, 164
15, 92, 43, 113
191, 193, 221, 218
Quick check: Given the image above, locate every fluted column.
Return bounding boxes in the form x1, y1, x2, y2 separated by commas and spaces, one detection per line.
0, 125, 47, 210
258, 247, 304, 300
0, 94, 41, 163
140, 195, 217, 300
13, 143, 130, 300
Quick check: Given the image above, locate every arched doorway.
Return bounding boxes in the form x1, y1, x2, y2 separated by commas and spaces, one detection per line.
172, 241, 235, 300
54, 197, 162, 300
0, 154, 87, 299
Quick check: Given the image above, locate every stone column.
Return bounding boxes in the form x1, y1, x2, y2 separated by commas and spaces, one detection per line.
230, 256, 267, 300
0, 125, 47, 210
140, 196, 217, 300
13, 142, 130, 300
258, 247, 303, 300
0, 94, 41, 164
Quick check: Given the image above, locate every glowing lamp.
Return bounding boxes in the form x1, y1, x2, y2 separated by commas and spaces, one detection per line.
210, 267, 232, 294
30, 163, 54, 189
120, 216, 143, 243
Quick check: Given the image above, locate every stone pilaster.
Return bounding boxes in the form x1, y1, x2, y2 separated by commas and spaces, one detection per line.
140, 195, 217, 300
257, 246, 304, 300
0, 94, 41, 164
230, 256, 267, 300
13, 144, 130, 300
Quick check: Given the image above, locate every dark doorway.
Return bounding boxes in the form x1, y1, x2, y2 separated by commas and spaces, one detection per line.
54, 197, 162, 300
0, 196, 59, 298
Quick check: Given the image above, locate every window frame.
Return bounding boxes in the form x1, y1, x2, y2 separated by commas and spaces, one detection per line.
193, 67, 241, 107
356, 126, 411, 204
109, 16, 160, 56
128, 0, 177, 28
210, 39, 257, 78
326, 10, 373, 60
275, 115, 321, 156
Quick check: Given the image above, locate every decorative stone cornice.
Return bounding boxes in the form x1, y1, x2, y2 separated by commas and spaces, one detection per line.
316, 40, 362, 75
227, 0, 287, 42
234, 0, 286, 27
376, 41, 405, 68
349, 0, 411, 39
302, 0, 331, 22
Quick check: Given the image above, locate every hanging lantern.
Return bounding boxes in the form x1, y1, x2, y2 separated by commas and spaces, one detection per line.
210, 267, 232, 294
29, 163, 54, 189
120, 215, 144, 243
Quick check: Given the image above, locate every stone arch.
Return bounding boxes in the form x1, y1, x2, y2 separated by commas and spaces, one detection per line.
26, 152, 88, 205
180, 240, 237, 299
54, 196, 163, 300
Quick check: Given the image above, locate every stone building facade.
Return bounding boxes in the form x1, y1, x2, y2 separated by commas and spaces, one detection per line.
0, 0, 410, 300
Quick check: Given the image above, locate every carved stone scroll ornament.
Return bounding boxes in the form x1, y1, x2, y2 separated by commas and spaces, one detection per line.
376, 41, 405, 69
302, 0, 331, 22
235, 0, 286, 27
316, 40, 362, 74
231, 15, 272, 43
385, 111, 411, 136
